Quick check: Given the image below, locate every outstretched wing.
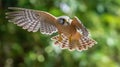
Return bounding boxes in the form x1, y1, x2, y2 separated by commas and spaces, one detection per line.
6, 7, 58, 35
71, 16, 89, 37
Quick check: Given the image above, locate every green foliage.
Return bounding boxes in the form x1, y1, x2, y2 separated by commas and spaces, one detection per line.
0, 0, 120, 67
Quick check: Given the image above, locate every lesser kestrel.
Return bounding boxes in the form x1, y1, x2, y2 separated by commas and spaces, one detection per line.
6, 7, 97, 51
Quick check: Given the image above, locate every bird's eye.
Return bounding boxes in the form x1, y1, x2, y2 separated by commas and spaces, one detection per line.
58, 18, 66, 25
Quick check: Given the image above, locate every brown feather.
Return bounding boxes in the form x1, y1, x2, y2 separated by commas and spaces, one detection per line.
6, 7, 58, 34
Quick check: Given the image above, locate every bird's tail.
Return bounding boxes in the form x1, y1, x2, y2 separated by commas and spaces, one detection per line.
51, 34, 97, 51
51, 34, 69, 49
76, 36, 97, 51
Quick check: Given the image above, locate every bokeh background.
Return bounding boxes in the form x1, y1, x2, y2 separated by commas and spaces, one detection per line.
0, 0, 120, 67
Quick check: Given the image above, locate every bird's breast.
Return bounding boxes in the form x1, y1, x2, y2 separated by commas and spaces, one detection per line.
58, 25, 77, 37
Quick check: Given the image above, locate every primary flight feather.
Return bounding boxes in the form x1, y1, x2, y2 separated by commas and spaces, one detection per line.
6, 7, 97, 51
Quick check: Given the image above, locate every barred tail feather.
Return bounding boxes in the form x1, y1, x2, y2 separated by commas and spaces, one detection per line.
77, 36, 97, 51
51, 34, 97, 51
51, 34, 69, 49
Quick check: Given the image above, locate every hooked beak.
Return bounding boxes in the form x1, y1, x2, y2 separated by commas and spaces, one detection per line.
66, 19, 72, 24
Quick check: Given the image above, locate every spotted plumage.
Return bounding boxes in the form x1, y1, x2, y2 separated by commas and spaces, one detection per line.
6, 7, 97, 51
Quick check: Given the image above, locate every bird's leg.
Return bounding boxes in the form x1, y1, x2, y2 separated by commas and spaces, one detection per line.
58, 34, 62, 42
69, 34, 72, 44
68, 34, 74, 50
58, 31, 63, 42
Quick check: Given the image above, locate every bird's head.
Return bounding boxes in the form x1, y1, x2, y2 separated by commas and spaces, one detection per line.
57, 16, 72, 26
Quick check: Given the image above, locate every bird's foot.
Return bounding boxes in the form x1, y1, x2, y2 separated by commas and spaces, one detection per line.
58, 35, 63, 42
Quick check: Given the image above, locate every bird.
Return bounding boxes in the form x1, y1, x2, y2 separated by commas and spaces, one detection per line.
6, 7, 97, 51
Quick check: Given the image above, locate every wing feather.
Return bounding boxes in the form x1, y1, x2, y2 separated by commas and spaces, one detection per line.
71, 16, 89, 37
6, 7, 58, 35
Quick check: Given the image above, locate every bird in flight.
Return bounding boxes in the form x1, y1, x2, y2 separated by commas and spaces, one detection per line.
6, 7, 97, 51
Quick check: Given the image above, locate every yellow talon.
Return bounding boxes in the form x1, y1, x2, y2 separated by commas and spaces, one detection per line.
69, 37, 71, 44
58, 34, 62, 42
69, 35, 72, 44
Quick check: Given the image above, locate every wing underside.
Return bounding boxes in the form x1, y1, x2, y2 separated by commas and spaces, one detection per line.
6, 7, 58, 35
